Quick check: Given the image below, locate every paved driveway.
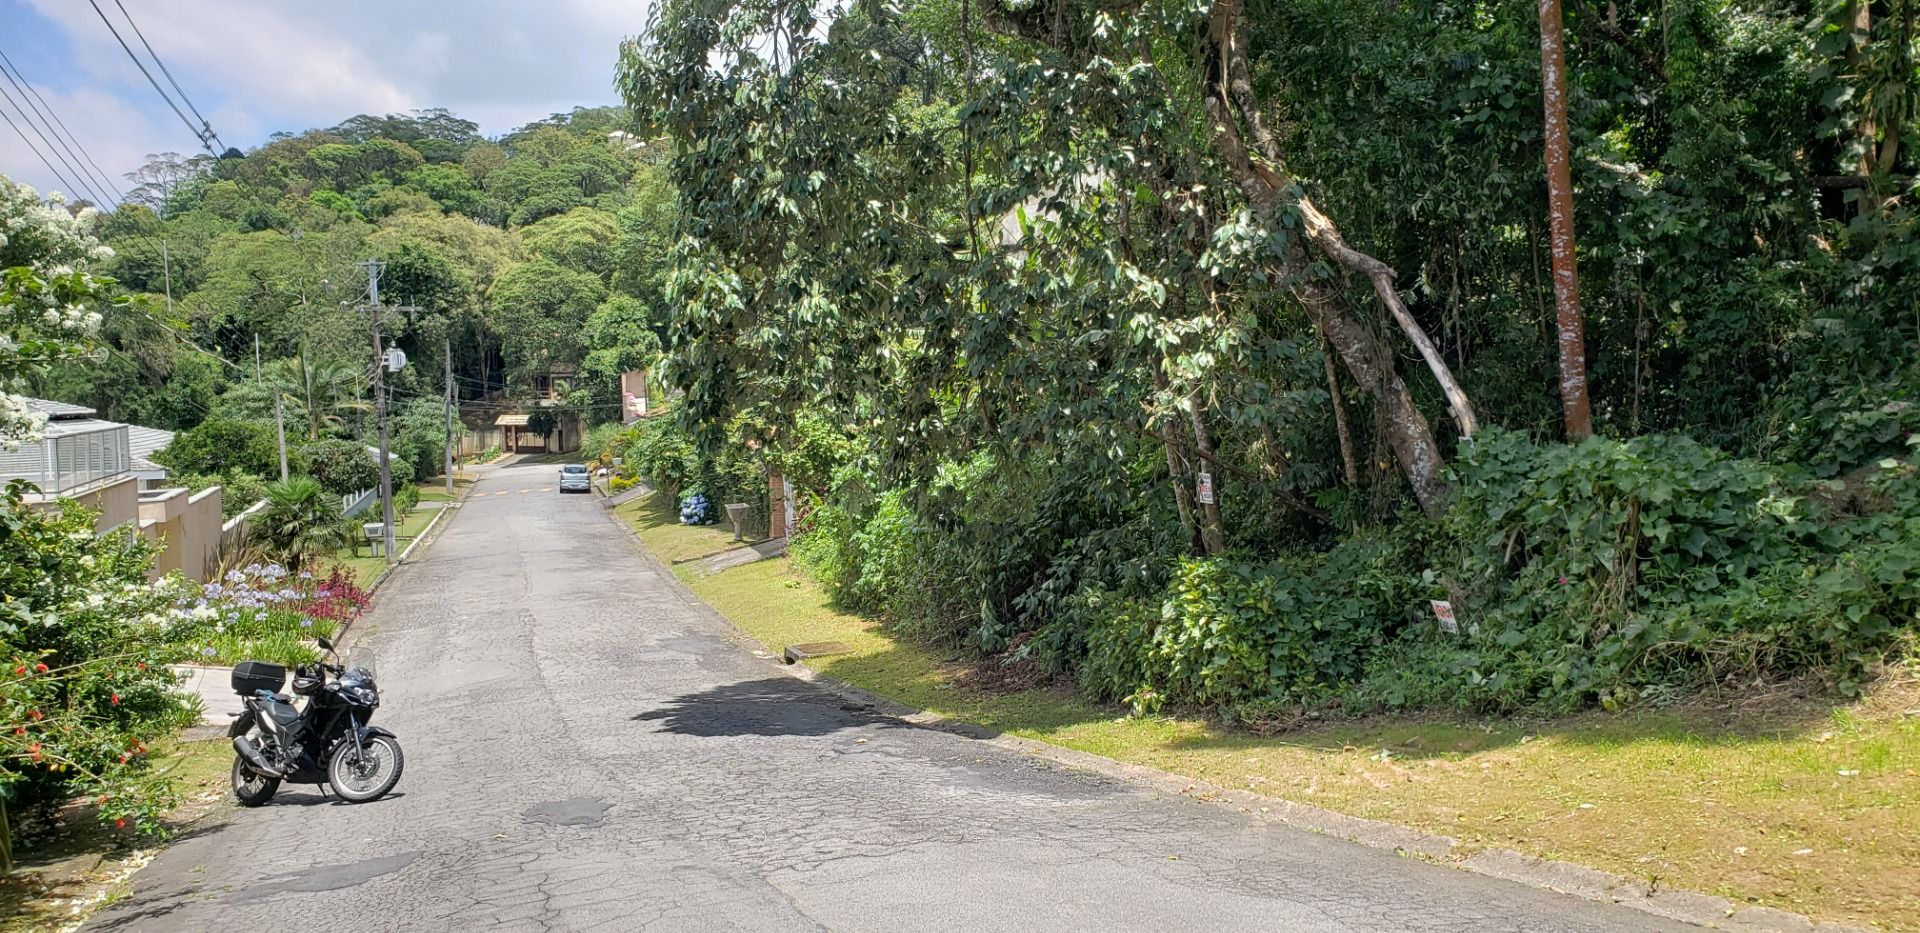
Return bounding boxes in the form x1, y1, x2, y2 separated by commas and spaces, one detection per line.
93, 459, 1690, 932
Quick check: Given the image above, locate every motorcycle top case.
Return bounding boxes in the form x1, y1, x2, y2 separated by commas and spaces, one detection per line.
231, 660, 287, 696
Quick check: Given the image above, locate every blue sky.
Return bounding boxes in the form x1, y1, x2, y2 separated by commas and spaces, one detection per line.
0, 0, 648, 205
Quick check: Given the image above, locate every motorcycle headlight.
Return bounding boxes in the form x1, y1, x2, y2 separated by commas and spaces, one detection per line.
348, 685, 379, 706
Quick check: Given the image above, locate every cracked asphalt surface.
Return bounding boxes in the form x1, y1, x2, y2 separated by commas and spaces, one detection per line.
92, 458, 1691, 932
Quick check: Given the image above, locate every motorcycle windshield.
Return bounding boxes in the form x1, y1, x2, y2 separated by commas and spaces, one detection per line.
344, 647, 378, 681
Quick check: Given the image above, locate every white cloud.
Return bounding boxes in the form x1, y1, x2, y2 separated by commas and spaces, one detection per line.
0, 82, 171, 206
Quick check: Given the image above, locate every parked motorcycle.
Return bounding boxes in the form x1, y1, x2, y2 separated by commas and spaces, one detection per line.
228, 637, 404, 805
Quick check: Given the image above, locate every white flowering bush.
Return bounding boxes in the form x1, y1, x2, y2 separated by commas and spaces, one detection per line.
1, 484, 199, 835
1, 174, 114, 451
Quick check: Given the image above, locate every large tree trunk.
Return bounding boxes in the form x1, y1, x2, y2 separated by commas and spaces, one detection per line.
1185, 391, 1229, 555
1196, 0, 1455, 514
1538, 0, 1593, 439
982, 0, 1463, 515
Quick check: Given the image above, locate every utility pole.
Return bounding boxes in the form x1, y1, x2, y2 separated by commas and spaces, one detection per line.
160, 240, 174, 317
443, 335, 455, 496
257, 335, 288, 480
359, 259, 397, 566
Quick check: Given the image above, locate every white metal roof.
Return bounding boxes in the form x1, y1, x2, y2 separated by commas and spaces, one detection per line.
25, 398, 96, 419
126, 424, 174, 461
42, 417, 124, 438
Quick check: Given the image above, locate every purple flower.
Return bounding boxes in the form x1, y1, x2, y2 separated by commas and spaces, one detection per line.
299, 619, 313, 629
200, 646, 216, 657
1559, 576, 1569, 585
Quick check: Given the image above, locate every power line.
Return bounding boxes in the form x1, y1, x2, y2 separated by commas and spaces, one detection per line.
0, 48, 129, 205
109, 0, 222, 152
85, 0, 218, 156
0, 77, 114, 209
0, 103, 84, 200
0, 53, 120, 207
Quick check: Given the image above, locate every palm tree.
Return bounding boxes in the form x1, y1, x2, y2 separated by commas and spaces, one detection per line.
255, 477, 348, 572
269, 349, 371, 440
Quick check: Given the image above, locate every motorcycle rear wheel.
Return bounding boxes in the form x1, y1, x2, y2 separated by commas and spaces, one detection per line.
327, 735, 404, 803
231, 754, 280, 806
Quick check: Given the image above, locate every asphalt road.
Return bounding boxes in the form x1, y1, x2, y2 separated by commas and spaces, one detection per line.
93, 458, 1692, 932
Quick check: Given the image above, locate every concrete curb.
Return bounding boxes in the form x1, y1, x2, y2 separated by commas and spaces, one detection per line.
601, 506, 1865, 933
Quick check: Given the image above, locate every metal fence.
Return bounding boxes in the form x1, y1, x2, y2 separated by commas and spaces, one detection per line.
0, 423, 130, 493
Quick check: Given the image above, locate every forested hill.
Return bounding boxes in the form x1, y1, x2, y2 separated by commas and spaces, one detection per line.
35, 105, 670, 440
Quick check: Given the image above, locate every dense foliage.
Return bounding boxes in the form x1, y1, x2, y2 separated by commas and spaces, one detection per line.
0, 488, 197, 834
620, 0, 1920, 716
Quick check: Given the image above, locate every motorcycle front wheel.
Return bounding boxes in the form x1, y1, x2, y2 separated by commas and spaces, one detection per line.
327, 734, 404, 803
231, 754, 280, 807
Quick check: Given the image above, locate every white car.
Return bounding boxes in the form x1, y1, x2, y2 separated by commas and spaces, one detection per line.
557, 464, 592, 493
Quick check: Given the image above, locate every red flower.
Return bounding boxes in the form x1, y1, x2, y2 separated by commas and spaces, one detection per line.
110, 693, 121, 706
12, 666, 24, 676
30, 743, 42, 761
136, 662, 147, 671
33, 663, 47, 673
28, 709, 42, 721
115, 819, 126, 829
12, 727, 24, 736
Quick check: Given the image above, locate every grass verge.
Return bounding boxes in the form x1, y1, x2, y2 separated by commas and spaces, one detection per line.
0, 737, 233, 932
679, 556, 1920, 931
330, 500, 442, 586
615, 491, 764, 565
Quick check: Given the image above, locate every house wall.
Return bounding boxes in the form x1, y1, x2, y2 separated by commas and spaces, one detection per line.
178, 487, 223, 582
41, 475, 143, 532
137, 486, 227, 581
140, 487, 188, 578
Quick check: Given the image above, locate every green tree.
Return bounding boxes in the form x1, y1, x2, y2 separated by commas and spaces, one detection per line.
303, 438, 380, 495
153, 418, 279, 477
488, 259, 606, 383
254, 476, 348, 571
521, 207, 620, 278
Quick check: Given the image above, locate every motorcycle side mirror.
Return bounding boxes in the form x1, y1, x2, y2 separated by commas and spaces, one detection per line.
316, 637, 333, 651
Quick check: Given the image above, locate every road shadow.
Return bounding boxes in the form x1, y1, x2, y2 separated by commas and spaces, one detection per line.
261, 790, 409, 808
633, 676, 906, 738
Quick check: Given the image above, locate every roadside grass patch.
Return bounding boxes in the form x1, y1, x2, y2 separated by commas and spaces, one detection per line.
331, 502, 441, 586
617, 492, 763, 565
0, 738, 233, 932
680, 556, 1920, 930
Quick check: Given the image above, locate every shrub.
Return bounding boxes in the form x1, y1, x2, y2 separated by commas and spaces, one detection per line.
623, 417, 698, 498
254, 477, 348, 571
154, 418, 279, 478
1400, 428, 1919, 711
583, 421, 636, 465
303, 439, 379, 496
393, 480, 420, 514
0, 485, 198, 833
